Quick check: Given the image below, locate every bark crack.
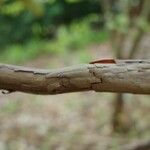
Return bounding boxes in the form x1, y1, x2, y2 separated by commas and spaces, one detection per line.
88, 66, 103, 84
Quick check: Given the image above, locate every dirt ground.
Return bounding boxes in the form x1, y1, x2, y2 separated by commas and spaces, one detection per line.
0, 43, 150, 150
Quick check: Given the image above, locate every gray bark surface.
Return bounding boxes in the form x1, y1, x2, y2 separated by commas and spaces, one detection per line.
0, 60, 150, 95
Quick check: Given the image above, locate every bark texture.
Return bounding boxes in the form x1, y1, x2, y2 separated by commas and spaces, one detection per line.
0, 60, 150, 95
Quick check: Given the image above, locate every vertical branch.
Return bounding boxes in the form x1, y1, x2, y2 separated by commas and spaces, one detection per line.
112, 94, 131, 132
112, 0, 131, 133
129, 29, 144, 58
112, 0, 150, 133
129, 0, 150, 58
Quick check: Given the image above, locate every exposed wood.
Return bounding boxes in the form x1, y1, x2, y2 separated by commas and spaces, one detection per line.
0, 60, 150, 95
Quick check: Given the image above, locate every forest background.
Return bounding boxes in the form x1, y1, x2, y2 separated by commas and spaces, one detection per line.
0, 0, 150, 149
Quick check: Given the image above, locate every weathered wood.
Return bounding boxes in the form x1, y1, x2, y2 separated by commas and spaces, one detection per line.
0, 60, 150, 95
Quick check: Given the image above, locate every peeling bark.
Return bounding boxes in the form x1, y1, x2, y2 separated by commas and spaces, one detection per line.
0, 60, 150, 95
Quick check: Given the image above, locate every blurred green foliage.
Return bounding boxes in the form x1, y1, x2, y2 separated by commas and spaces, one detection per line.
0, 0, 102, 49
0, 16, 108, 63
0, 0, 149, 64
107, 14, 130, 33
0, 0, 109, 64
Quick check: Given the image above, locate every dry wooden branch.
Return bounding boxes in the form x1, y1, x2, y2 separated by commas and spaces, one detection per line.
0, 60, 150, 95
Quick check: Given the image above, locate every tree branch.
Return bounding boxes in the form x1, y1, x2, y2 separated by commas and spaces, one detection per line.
0, 60, 150, 95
